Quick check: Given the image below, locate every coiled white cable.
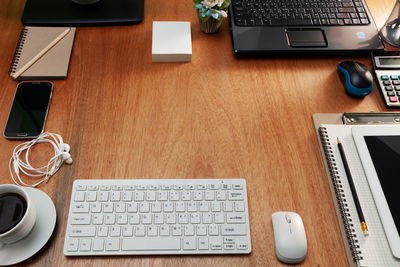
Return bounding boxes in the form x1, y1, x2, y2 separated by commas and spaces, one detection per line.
9, 132, 72, 187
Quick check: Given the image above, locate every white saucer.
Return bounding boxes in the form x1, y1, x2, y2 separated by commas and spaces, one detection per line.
0, 187, 56, 266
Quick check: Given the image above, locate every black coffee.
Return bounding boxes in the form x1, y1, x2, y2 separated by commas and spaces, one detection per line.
0, 193, 27, 234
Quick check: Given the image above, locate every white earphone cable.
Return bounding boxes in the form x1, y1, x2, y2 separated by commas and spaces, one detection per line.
9, 132, 72, 187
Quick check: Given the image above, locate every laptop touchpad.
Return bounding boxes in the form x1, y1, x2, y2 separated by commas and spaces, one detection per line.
286, 29, 327, 47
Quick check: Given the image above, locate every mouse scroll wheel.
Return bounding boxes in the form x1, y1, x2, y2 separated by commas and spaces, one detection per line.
285, 214, 292, 223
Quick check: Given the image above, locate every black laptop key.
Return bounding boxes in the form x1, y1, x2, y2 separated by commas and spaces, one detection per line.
361, 18, 369, 24
342, 2, 354, 7
270, 18, 312, 26
339, 7, 356, 13
321, 19, 330, 25
336, 13, 350, 19
246, 18, 256, 25
359, 13, 367, 18
344, 19, 352, 24
313, 19, 321, 25
330, 19, 338, 25
235, 18, 245, 25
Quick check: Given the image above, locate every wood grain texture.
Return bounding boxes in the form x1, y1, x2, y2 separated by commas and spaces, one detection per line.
0, 0, 396, 266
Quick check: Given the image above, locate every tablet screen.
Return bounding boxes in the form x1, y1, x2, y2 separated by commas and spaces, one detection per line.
364, 136, 400, 234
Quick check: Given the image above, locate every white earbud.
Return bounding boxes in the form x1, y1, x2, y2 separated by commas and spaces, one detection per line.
9, 132, 73, 187
62, 152, 73, 164
63, 143, 71, 153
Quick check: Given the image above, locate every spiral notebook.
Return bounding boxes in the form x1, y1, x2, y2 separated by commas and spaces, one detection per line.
317, 123, 400, 267
9, 26, 75, 80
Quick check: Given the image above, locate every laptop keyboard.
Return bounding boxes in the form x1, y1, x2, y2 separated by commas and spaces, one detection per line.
232, 0, 370, 26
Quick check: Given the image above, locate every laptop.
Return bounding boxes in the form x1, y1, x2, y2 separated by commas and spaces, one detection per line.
22, 0, 143, 26
228, 0, 383, 54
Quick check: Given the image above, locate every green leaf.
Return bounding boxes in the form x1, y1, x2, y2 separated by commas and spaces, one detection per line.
219, 0, 231, 10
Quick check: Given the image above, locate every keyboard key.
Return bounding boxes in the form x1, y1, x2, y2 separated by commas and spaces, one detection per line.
232, 184, 243, 190
229, 191, 244, 200
383, 80, 392, 85
93, 238, 104, 251
237, 242, 249, 250
221, 225, 247, 236
122, 238, 180, 251
76, 185, 86, 191
225, 243, 235, 250
198, 237, 209, 250
90, 203, 102, 215
147, 226, 158, 236
74, 191, 85, 202
105, 238, 120, 251
69, 226, 96, 237
128, 214, 139, 224
105, 214, 116, 225
122, 226, 133, 237
235, 202, 245, 212
135, 225, 146, 236
92, 214, 103, 225
210, 238, 223, 250
184, 225, 195, 236
387, 91, 395, 97
122, 191, 132, 201
98, 192, 108, 202
70, 214, 91, 225
227, 213, 246, 223
97, 226, 108, 237
100, 185, 111, 191
160, 225, 170, 236
88, 185, 99, 191
66, 239, 79, 251
72, 203, 89, 213
196, 225, 207, 236
183, 237, 197, 250
87, 191, 97, 202
80, 239, 91, 251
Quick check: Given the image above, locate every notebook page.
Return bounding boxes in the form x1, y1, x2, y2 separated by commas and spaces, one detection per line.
322, 124, 399, 266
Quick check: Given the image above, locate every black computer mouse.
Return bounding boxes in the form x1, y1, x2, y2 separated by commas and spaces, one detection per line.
337, 61, 373, 97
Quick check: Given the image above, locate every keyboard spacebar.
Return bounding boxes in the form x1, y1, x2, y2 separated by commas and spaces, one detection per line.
122, 238, 181, 251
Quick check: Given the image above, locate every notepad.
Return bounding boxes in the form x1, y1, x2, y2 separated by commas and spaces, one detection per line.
152, 21, 192, 62
318, 124, 400, 267
9, 27, 75, 80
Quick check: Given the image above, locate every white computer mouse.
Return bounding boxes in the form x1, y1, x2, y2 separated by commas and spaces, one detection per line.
272, 211, 307, 264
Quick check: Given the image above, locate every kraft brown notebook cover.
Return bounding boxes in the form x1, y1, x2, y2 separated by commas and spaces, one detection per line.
9, 26, 75, 80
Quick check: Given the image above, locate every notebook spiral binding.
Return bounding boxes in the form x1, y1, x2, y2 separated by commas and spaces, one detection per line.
8, 28, 29, 75
318, 126, 363, 262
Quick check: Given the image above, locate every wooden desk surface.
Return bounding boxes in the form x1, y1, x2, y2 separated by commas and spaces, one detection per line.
0, 0, 396, 266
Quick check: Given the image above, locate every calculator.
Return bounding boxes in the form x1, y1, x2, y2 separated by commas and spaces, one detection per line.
372, 51, 400, 108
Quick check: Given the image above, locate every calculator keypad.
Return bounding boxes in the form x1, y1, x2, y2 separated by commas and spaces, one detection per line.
377, 72, 400, 107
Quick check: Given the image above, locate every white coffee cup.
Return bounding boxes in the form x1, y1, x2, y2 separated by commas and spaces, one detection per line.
0, 184, 36, 247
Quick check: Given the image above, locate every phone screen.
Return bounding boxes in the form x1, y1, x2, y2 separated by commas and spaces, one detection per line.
4, 82, 53, 138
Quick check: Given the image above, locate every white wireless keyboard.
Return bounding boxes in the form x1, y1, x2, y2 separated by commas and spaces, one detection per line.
64, 179, 251, 255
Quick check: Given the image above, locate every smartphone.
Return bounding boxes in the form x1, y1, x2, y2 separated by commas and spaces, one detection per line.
4, 81, 53, 139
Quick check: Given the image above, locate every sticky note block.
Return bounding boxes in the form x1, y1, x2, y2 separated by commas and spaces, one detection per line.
152, 21, 192, 62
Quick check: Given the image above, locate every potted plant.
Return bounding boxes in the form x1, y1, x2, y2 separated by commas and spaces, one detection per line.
194, 0, 231, 33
